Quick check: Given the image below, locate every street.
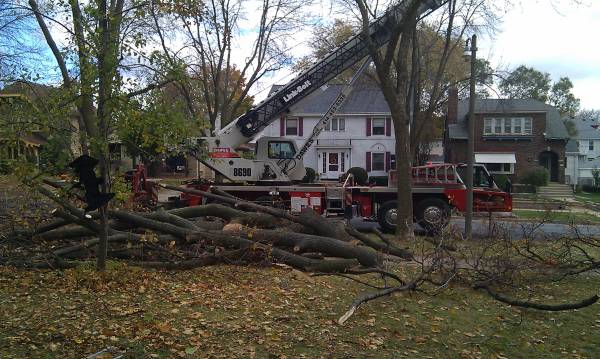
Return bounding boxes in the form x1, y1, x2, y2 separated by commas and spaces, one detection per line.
350, 217, 600, 239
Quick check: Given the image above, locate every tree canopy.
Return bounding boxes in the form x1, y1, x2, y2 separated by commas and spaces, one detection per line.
499, 65, 580, 117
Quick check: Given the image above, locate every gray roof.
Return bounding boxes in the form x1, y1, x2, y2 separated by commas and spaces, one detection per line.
448, 98, 569, 140
267, 84, 390, 115
570, 117, 600, 140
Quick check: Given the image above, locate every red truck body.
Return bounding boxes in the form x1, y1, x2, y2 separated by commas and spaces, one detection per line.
163, 163, 512, 232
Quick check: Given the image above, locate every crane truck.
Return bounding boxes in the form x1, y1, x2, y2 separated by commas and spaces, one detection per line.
149, 0, 512, 232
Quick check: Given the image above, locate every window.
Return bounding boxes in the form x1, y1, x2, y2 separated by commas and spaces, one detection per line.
524, 118, 532, 134
109, 143, 121, 161
268, 141, 295, 159
589, 140, 594, 151
372, 118, 385, 135
483, 117, 533, 136
513, 118, 521, 134
371, 152, 385, 171
325, 118, 345, 131
504, 118, 511, 133
390, 154, 396, 170
484, 119, 492, 135
484, 162, 514, 174
494, 119, 502, 134
285, 118, 298, 136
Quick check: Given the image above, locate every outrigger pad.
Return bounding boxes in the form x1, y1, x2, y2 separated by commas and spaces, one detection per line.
68, 155, 114, 212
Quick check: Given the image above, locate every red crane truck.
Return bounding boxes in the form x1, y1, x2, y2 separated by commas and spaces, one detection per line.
131, 0, 512, 232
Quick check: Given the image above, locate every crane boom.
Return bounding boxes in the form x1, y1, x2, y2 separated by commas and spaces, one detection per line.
213, 0, 445, 150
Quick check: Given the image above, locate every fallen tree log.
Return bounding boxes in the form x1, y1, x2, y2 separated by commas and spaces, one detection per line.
234, 228, 382, 267
188, 231, 361, 272
346, 226, 413, 260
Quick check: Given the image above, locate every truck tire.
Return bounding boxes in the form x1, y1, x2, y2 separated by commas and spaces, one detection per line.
415, 198, 450, 234
378, 200, 399, 233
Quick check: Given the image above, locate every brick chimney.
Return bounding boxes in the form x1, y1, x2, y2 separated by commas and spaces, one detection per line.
446, 87, 458, 125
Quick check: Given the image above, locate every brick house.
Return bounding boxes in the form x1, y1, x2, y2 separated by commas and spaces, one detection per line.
444, 88, 569, 183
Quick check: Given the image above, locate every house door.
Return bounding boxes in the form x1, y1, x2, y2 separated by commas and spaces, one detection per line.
539, 151, 559, 182
320, 151, 347, 179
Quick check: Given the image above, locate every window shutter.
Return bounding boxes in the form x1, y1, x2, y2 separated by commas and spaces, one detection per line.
366, 118, 371, 137
385, 117, 391, 136
385, 152, 391, 171
299, 117, 304, 137
366, 152, 372, 172
280, 115, 285, 136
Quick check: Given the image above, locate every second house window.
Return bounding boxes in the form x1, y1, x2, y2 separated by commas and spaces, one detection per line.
372, 118, 386, 135
372, 152, 385, 171
325, 117, 345, 131
286, 118, 298, 136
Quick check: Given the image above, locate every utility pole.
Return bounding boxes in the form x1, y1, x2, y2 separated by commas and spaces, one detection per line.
465, 34, 477, 241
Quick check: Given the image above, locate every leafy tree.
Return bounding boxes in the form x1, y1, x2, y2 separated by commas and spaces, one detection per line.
24, 0, 172, 270
115, 87, 197, 174
550, 77, 581, 117
500, 65, 580, 117
499, 65, 551, 102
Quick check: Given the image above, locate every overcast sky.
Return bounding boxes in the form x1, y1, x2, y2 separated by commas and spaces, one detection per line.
478, 0, 600, 109
253, 0, 600, 110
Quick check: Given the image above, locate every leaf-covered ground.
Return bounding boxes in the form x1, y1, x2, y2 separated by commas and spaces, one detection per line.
0, 263, 598, 358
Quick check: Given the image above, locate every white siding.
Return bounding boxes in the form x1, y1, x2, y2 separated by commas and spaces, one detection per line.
258, 114, 396, 178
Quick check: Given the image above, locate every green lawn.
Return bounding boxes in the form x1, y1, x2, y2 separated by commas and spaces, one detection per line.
0, 263, 598, 358
514, 209, 600, 224
575, 192, 600, 204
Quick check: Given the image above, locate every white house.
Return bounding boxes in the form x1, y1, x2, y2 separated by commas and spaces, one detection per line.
565, 116, 600, 186
258, 84, 442, 180
260, 84, 393, 180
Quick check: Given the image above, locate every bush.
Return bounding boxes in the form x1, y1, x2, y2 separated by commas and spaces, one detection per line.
581, 185, 600, 193
520, 168, 549, 187
346, 167, 368, 185
0, 159, 13, 174
493, 174, 509, 190
301, 167, 316, 183
369, 176, 388, 186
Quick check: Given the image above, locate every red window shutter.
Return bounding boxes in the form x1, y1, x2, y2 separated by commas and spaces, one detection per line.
366, 118, 371, 137
280, 115, 285, 136
366, 152, 371, 172
299, 117, 304, 137
385, 152, 391, 171
385, 117, 391, 136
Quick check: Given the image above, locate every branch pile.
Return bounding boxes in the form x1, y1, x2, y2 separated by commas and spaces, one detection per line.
8, 182, 412, 274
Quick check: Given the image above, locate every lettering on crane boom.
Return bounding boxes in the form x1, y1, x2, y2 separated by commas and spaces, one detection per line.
295, 92, 347, 160
282, 80, 312, 103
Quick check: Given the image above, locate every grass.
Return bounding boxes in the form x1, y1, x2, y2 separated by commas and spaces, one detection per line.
513, 209, 600, 224
0, 262, 598, 358
575, 191, 600, 204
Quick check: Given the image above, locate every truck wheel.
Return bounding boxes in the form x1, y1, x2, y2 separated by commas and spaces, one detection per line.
415, 198, 450, 234
378, 200, 398, 233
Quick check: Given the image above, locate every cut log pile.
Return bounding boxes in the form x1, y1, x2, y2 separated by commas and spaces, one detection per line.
5, 181, 413, 274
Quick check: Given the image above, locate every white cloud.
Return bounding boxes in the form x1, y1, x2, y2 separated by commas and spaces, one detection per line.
479, 0, 600, 108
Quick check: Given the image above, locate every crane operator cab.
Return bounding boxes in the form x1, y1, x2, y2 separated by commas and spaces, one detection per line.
203, 136, 306, 184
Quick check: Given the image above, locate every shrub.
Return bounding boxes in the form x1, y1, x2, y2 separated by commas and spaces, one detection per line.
493, 174, 509, 190
369, 176, 388, 186
346, 167, 368, 185
302, 167, 316, 183
592, 167, 600, 188
520, 168, 549, 187
582, 185, 600, 193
